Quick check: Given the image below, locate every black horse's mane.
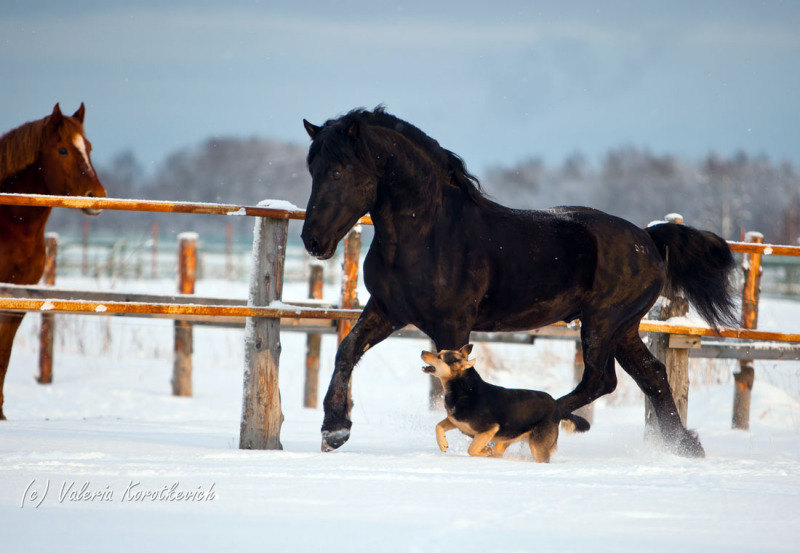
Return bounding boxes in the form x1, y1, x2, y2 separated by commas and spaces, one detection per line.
319, 107, 491, 207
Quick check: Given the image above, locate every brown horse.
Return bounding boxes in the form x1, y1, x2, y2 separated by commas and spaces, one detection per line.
0, 103, 106, 419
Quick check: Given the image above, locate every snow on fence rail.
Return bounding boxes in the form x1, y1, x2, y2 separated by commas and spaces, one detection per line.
1, 193, 800, 448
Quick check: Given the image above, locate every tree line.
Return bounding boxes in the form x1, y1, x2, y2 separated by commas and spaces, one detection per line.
48, 137, 800, 244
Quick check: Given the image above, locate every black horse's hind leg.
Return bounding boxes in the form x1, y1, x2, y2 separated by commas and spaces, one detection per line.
615, 329, 705, 457
556, 317, 619, 414
321, 299, 398, 451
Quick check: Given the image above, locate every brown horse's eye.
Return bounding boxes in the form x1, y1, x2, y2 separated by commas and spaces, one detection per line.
331, 169, 342, 180
58, 147, 68, 156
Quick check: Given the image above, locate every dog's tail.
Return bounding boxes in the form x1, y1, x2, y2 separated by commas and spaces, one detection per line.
560, 413, 591, 433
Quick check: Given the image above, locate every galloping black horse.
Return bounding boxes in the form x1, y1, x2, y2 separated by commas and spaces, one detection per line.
301, 107, 735, 457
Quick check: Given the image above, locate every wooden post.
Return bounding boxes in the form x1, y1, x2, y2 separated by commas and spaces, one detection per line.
303, 262, 324, 408
37, 232, 58, 384
572, 341, 594, 424
337, 226, 362, 343
240, 215, 288, 450
733, 231, 763, 429
645, 213, 690, 436
81, 221, 89, 276
151, 221, 159, 279
172, 232, 197, 397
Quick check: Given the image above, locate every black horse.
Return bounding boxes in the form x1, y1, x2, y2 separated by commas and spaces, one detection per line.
301, 107, 736, 457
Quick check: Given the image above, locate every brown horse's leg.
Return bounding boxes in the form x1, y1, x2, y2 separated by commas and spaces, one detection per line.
0, 313, 25, 420
615, 329, 705, 457
321, 299, 397, 451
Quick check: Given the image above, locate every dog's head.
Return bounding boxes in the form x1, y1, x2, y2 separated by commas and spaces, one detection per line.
421, 345, 475, 380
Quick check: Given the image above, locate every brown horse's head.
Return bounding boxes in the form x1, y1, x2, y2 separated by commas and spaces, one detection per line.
39, 103, 106, 215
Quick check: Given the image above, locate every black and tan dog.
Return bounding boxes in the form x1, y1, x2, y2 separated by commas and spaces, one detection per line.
422, 345, 590, 463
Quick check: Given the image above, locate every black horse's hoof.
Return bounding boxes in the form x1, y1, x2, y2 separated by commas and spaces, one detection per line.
321, 428, 350, 452
672, 429, 706, 458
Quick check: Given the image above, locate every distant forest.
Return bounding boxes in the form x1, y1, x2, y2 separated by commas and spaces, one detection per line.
50, 137, 800, 244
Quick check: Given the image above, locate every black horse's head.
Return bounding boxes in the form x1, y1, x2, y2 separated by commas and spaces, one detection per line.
301, 114, 379, 259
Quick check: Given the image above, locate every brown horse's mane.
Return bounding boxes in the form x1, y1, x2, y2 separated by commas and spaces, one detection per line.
0, 116, 48, 182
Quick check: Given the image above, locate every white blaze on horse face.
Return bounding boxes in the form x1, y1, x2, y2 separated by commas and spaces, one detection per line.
72, 134, 95, 177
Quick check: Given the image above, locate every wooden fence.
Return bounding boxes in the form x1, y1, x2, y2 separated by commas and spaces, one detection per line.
1, 192, 800, 449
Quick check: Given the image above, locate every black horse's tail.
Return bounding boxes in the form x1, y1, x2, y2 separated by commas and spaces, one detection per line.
560, 413, 591, 433
646, 222, 737, 328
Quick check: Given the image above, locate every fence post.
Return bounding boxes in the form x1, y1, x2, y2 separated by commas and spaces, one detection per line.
572, 341, 594, 424
645, 213, 691, 436
303, 262, 324, 408
37, 232, 58, 384
172, 232, 197, 397
337, 226, 362, 343
733, 231, 763, 429
240, 215, 288, 450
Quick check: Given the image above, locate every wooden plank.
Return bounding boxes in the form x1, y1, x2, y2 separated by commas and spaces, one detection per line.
0, 192, 372, 225
36, 233, 58, 385
304, 263, 324, 409
172, 233, 197, 397
240, 217, 288, 450
668, 334, 701, 349
337, 226, 362, 343
733, 231, 763, 430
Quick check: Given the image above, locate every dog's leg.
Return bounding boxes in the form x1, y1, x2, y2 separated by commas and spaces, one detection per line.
490, 441, 508, 457
529, 422, 559, 463
435, 418, 456, 452
467, 424, 499, 457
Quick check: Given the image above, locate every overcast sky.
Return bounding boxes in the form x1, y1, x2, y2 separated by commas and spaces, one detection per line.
2, 0, 798, 174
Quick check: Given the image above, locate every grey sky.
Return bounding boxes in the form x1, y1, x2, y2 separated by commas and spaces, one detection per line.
2, 0, 799, 174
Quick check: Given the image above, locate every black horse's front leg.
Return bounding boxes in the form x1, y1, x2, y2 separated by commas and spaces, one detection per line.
321, 299, 398, 452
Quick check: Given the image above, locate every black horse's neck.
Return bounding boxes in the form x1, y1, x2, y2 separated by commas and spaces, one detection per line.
366, 127, 463, 260
0, 162, 52, 229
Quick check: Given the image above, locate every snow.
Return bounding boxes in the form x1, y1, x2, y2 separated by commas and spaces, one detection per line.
1, 277, 799, 551
257, 199, 302, 211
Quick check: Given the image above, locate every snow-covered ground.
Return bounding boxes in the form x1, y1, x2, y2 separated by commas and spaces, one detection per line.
1, 276, 799, 552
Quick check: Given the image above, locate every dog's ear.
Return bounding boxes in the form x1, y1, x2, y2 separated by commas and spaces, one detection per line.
459, 344, 473, 357
463, 358, 476, 369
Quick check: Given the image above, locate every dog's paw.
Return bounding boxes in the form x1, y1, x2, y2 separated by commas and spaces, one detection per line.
437, 440, 449, 452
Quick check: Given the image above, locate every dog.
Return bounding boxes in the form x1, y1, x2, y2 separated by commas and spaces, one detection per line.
421, 345, 590, 462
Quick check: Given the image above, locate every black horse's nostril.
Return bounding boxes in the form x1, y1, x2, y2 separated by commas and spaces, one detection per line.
308, 237, 320, 253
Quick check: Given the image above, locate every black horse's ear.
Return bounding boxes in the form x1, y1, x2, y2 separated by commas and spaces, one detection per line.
460, 344, 473, 357
303, 119, 321, 139
50, 103, 64, 127
346, 120, 359, 140
72, 102, 85, 123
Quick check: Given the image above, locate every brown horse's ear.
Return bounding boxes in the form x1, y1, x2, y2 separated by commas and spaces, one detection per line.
50, 103, 64, 127
459, 344, 473, 357
303, 119, 321, 139
72, 102, 85, 123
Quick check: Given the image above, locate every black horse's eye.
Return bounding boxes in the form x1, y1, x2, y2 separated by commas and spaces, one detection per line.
58, 147, 68, 156
331, 169, 342, 180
